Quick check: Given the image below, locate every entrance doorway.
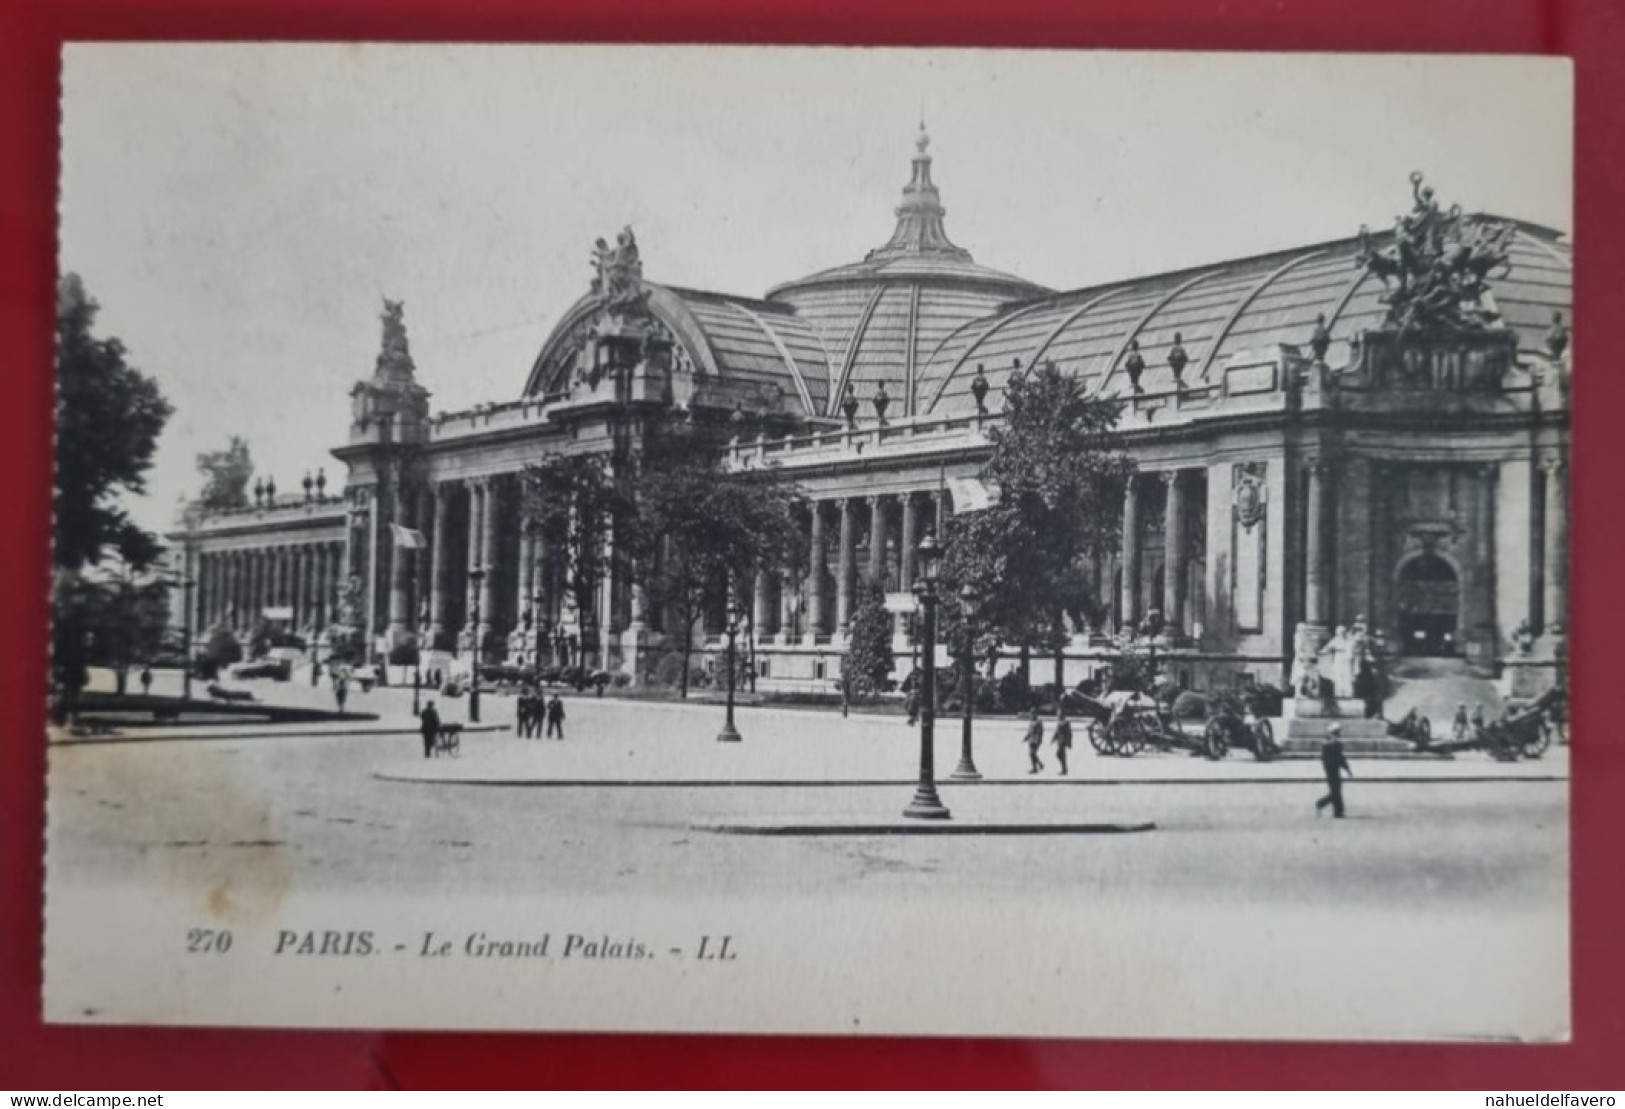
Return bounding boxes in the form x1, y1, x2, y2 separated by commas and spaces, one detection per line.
1396, 553, 1460, 656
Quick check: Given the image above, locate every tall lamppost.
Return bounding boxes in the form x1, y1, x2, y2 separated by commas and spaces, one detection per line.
468, 566, 486, 724
904, 532, 950, 820
177, 573, 195, 702
951, 581, 982, 781
717, 595, 742, 743
533, 592, 546, 685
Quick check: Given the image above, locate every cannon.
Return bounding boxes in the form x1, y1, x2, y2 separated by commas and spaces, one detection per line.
1077, 692, 1226, 759
1405, 688, 1563, 761
1202, 691, 1279, 761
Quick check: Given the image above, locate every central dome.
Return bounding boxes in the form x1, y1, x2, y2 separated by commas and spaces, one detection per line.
766, 124, 1050, 419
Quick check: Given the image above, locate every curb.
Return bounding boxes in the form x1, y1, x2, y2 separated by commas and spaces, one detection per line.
702, 820, 1159, 836
372, 772, 1565, 789
52, 723, 509, 746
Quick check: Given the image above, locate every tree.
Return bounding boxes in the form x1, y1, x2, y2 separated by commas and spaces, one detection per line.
521, 454, 635, 681
843, 576, 896, 696
55, 274, 172, 573
195, 436, 254, 510
634, 420, 805, 697
941, 360, 1134, 691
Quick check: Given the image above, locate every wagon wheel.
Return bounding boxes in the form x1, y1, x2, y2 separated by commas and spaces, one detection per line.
1251, 717, 1277, 761
1203, 719, 1229, 760
1088, 719, 1112, 755
1523, 718, 1551, 760
1111, 716, 1141, 757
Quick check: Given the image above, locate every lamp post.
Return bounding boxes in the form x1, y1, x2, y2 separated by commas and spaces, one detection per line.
717, 595, 742, 743
533, 593, 546, 685
904, 532, 950, 820
468, 566, 486, 724
951, 581, 982, 781
177, 573, 195, 702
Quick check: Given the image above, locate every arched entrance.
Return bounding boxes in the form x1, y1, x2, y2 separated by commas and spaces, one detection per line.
1396, 552, 1460, 656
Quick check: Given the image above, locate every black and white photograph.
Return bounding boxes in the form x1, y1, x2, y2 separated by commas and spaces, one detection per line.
46, 44, 1571, 1039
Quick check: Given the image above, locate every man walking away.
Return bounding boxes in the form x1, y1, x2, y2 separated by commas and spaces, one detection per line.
1315, 723, 1353, 818
420, 700, 441, 760
139, 665, 153, 697
1023, 706, 1045, 774
546, 692, 566, 739
520, 687, 536, 738
334, 675, 349, 715
1052, 707, 1073, 776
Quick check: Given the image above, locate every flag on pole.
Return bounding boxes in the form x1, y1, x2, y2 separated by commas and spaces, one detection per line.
390, 523, 427, 549
946, 477, 999, 513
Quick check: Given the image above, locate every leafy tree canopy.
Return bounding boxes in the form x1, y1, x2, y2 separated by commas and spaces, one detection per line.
55, 274, 172, 571
843, 577, 896, 695
941, 360, 1134, 652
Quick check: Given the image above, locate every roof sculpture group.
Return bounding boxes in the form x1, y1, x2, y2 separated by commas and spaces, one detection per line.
1357, 171, 1515, 334
590, 226, 647, 313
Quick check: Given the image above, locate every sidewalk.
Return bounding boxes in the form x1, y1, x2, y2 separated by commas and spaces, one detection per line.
375, 698, 1570, 788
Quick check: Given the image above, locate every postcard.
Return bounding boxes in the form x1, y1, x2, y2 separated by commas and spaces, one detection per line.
46, 44, 1571, 1039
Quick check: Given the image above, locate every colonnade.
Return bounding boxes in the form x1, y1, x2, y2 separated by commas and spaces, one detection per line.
194, 542, 345, 634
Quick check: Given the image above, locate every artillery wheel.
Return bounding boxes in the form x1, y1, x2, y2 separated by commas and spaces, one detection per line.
1523, 720, 1551, 760
1087, 719, 1111, 755
1251, 717, 1277, 761
1202, 719, 1230, 760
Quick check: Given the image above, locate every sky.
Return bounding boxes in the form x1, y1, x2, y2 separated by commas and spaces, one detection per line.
58, 45, 1572, 536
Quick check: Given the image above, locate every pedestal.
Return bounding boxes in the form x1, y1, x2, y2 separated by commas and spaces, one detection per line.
1498, 655, 1562, 701
620, 624, 654, 686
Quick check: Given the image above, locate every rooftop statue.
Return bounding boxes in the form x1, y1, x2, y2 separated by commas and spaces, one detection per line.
591, 226, 648, 312
374, 297, 416, 382
1356, 172, 1514, 334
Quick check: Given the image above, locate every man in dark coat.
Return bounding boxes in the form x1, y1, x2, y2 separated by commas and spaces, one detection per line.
518, 688, 536, 738
1315, 723, 1353, 818
1052, 707, 1073, 776
546, 692, 566, 739
420, 700, 441, 760
1023, 706, 1045, 774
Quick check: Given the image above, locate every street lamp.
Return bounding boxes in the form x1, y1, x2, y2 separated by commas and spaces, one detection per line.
717, 594, 743, 743
951, 580, 982, 781
533, 593, 546, 685
468, 566, 486, 724
904, 531, 950, 819
176, 573, 196, 702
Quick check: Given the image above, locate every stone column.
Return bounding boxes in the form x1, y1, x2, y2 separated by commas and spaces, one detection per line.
1304, 460, 1329, 627
1120, 477, 1141, 629
837, 498, 856, 633
479, 479, 499, 642
1162, 470, 1187, 634
750, 568, 771, 638
387, 478, 413, 640
934, 488, 947, 537
899, 492, 918, 591
1542, 458, 1568, 639
867, 495, 888, 589
807, 503, 827, 638
428, 484, 451, 647
520, 519, 537, 634
466, 479, 485, 640
1471, 463, 1498, 664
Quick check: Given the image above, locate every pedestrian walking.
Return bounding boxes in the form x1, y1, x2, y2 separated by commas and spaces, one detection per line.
1452, 702, 1470, 742
904, 677, 920, 726
139, 666, 153, 696
333, 675, 349, 715
517, 687, 535, 738
1023, 706, 1045, 774
546, 692, 566, 739
1052, 707, 1072, 776
419, 700, 441, 760
1315, 723, 1353, 818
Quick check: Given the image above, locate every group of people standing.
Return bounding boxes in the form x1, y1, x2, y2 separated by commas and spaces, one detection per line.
517, 686, 566, 739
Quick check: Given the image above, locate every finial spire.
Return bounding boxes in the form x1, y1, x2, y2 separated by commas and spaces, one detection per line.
866, 122, 972, 262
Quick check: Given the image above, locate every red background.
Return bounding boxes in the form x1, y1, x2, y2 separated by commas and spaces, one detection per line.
3, 0, 1621, 1090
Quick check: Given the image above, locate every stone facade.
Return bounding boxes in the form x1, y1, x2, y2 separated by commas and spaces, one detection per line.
171, 138, 1572, 698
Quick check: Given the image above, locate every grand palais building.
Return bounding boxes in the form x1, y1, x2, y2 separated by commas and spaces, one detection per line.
172, 130, 1573, 699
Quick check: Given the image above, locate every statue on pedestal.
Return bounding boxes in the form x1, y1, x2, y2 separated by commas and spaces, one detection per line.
1319, 625, 1359, 700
